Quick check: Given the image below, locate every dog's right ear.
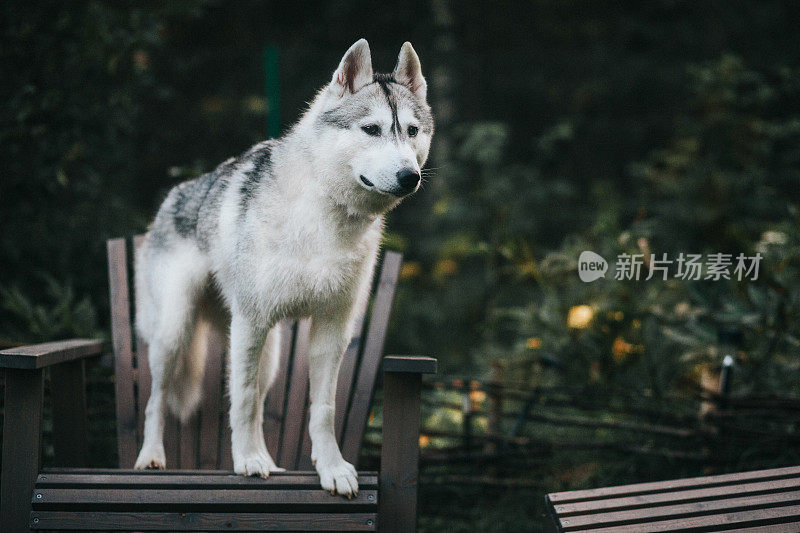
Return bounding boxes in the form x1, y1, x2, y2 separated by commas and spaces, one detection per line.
330, 39, 373, 97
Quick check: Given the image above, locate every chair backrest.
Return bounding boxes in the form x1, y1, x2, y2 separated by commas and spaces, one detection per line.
107, 235, 402, 470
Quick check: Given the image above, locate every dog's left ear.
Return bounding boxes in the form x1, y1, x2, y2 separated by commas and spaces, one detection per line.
393, 42, 427, 99
331, 39, 374, 97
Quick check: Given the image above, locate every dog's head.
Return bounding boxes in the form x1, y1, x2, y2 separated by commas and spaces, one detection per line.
313, 39, 433, 214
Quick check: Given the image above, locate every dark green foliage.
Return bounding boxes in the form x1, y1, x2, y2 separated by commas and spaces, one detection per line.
0, 276, 99, 344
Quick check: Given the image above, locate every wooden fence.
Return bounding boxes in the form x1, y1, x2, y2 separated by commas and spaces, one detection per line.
362, 357, 800, 488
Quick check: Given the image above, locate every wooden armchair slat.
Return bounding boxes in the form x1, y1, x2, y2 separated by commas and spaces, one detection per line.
279, 318, 312, 469
106, 238, 138, 469
342, 252, 402, 465
263, 321, 294, 460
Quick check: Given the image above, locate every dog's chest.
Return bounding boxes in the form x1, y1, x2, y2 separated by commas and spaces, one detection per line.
245, 217, 378, 317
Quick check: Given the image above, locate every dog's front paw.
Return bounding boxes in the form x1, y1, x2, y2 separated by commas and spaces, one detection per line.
234, 452, 285, 479
316, 457, 359, 497
134, 445, 166, 470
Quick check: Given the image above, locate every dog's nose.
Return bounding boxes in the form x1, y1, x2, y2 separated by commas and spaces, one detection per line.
396, 168, 420, 193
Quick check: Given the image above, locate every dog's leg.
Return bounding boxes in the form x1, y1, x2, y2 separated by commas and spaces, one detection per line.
134, 347, 167, 470
135, 326, 196, 470
229, 312, 283, 477
307, 310, 359, 497
135, 248, 203, 470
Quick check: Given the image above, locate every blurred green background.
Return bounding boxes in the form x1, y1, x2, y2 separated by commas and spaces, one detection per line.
2, 1, 800, 531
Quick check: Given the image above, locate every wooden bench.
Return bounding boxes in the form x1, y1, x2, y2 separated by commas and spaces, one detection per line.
545, 465, 800, 532
0, 236, 436, 532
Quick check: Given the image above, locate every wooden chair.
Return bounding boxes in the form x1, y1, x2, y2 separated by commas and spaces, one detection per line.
0, 235, 436, 532
545, 465, 800, 532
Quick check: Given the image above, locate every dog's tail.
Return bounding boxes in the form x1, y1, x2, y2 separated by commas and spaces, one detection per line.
165, 319, 209, 423
134, 234, 212, 423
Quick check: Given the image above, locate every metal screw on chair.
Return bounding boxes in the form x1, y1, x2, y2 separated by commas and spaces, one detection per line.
366, 519, 374, 526
36, 493, 42, 499
368, 494, 374, 500
563, 520, 570, 525
33, 518, 39, 524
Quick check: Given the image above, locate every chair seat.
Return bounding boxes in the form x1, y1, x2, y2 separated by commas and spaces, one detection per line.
545, 465, 800, 532
30, 468, 378, 531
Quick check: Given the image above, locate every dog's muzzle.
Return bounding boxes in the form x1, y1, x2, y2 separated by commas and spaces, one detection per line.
393, 168, 420, 196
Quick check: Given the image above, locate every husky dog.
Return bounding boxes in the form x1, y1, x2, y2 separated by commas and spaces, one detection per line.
133, 39, 432, 497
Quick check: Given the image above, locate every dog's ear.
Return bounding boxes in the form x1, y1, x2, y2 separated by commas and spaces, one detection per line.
331, 39, 373, 97
393, 42, 426, 99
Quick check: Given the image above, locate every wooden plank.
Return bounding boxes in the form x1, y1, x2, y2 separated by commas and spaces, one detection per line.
1, 368, 44, 533
382, 356, 437, 375
335, 310, 369, 444
50, 359, 88, 467
107, 238, 138, 469
342, 251, 403, 466
264, 320, 294, 460
379, 371, 421, 533
180, 413, 200, 469
218, 353, 233, 470
559, 490, 800, 530
164, 412, 180, 469
577, 503, 800, 533
723, 524, 800, 532
36, 471, 378, 488
33, 488, 378, 507
298, 414, 314, 470
278, 318, 311, 470
39, 468, 329, 474
0, 339, 102, 369
555, 477, 800, 516
198, 328, 225, 469
547, 466, 800, 504
30, 511, 377, 531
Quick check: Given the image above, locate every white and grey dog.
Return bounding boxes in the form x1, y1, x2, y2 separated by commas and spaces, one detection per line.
133, 39, 433, 497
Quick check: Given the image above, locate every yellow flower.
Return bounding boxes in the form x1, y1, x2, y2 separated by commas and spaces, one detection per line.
612, 336, 633, 363
526, 337, 542, 349
434, 259, 459, 276
567, 305, 594, 329
400, 261, 421, 280
469, 390, 486, 405
419, 435, 431, 448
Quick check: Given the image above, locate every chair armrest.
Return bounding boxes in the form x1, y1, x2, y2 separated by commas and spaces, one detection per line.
0, 339, 103, 370
379, 355, 436, 531
383, 355, 437, 374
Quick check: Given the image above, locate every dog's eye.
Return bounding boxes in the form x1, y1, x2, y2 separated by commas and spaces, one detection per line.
407, 125, 419, 137
361, 124, 381, 137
